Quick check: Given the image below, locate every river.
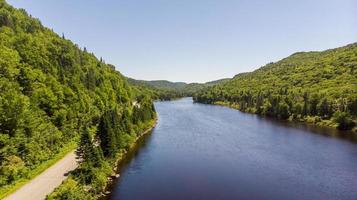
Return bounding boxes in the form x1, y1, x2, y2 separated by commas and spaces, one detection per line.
108, 98, 357, 200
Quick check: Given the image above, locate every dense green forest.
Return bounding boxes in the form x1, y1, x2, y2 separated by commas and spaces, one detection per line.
194, 43, 357, 131
1, 0, 356, 198
0, 0, 156, 198
128, 78, 229, 100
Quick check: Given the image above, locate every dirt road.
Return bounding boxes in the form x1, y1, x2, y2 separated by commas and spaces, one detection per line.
4, 150, 78, 200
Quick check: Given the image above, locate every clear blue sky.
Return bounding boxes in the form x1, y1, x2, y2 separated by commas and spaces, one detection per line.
7, 0, 357, 83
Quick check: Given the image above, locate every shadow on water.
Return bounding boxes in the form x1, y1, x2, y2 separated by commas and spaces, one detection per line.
105, 98, 357, 200
100, 128, 155, 200
256, 114, 357, 143
209, 102, 357, 143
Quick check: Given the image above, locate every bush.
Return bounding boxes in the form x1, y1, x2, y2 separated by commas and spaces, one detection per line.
332, 111, 355, 130
46, 178, 95, 200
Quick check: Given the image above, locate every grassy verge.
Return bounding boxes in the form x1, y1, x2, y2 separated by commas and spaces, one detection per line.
0, 141, 78, 199
46, 118, 158, 199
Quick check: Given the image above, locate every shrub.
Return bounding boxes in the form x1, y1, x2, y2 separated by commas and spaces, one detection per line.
332, 111, 355, 130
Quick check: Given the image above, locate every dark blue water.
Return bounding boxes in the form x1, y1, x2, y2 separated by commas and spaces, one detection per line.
109, 98, 357, 200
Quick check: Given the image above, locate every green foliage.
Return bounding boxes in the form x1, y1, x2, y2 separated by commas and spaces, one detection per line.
46, 178, 95, 200
0, 155, 27, 186
332, 111, 355, 130
195, 43, 357, 130
128, 78, 229, 100
0, 0, 156, 197
78, 128, 104, 167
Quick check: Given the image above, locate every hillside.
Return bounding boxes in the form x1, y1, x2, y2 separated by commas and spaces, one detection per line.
128, 78, 230, 100
137, 80, 187, 90
194, 43, 357, 130
0, 0, 155, 198
205, 78, 230, 86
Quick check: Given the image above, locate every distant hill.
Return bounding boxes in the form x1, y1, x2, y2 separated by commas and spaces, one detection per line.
144, 80, 187, 89
205, 78, 230, 86
127, 77, 230, 100
128, 79, 186, 90
194, 43, 357, 130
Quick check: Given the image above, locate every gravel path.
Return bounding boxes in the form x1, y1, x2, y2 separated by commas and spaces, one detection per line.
4, 150, 78, 200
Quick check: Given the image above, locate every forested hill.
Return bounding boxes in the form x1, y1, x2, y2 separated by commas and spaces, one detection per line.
128, 78, 230, 100
0, 0, 155, 198
194, 43, 357, 131
132, 80, 187, 90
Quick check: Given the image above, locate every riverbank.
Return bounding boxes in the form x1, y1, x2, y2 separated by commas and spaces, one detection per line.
46, 118, 158, 200
100, 118, 158, 199
211, 101, 357, 133
99, 118, 158, 198
109, 98, 357, 200
100, 117, 157, 194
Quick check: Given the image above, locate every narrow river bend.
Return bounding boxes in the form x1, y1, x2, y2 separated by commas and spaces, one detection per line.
109, 98, 357, 200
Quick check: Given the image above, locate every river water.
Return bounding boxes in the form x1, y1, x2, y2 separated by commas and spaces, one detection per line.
109, 98, 357, 200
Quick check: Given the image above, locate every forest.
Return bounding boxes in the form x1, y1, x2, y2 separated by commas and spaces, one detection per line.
1, 0, 357, 199
194, 43, 357, 131
128, 78, 229, 100
0, 0, 156, 198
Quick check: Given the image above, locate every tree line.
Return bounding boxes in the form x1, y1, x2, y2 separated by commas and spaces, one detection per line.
0, 1, 156, 198
195, 43, 357, 130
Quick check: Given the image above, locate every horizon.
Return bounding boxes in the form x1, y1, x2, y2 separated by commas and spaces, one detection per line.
130, 41, 356, 84
7, 0, 357, 83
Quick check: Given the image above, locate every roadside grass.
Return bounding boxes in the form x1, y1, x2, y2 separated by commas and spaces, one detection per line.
0, 141, 78, 199
46, 118, 158, 199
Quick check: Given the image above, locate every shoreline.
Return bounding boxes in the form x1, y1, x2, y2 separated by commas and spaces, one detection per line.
99, 117, 158, 198
198, 100, 357, 134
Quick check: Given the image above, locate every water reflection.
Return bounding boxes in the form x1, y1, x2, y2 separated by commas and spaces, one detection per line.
108, 98, 357, 200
